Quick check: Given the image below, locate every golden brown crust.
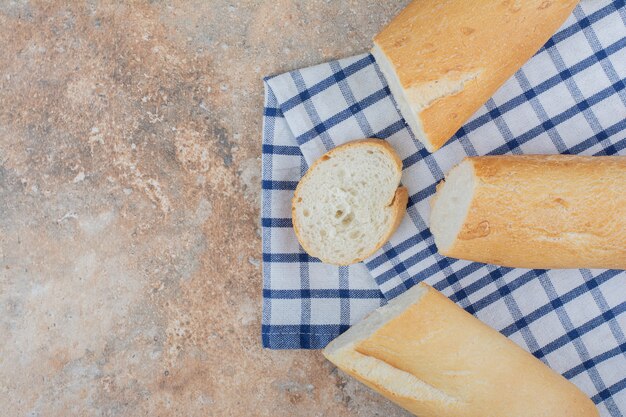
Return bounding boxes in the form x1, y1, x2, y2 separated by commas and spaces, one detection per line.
325, 283, 599, 417
440, 155, 626, 269
374, 0, 579, 151
361, 185, 409, 264
291, 139, 406, 265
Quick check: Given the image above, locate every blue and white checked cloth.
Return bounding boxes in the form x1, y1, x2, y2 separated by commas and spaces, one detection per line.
262, 1, 626, 414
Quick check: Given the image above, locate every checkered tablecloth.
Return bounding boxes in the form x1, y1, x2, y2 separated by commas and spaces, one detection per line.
261, 1, 626, 414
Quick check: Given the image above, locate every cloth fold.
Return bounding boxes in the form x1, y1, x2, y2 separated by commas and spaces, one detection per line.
262, 1, 626, 415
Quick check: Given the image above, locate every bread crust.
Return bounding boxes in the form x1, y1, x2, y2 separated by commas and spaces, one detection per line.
373, 0, 579, 151
433, 155, 626, 269
291, 139, 407, 265
324, 283, 599, 417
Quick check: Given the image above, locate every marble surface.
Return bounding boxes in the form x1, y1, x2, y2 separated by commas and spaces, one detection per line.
0, 1, 413, 416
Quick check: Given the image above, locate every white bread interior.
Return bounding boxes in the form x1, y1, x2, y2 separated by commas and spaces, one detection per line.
372, 44, 432, 153
292, 139, 407, 265
429, 160, 475, 254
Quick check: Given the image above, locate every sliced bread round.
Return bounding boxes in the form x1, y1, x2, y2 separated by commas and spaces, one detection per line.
292, 139, 408, 265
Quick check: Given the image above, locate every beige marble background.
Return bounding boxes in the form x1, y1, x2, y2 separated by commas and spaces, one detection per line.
0, 1, 413, 416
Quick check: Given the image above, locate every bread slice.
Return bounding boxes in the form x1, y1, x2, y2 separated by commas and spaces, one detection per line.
292, 139, 408, 265
430, 155, 626, 269
372, 0, 579, 152
323, 282, 599, 417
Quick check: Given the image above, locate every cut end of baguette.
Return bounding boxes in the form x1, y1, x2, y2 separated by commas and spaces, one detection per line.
323, 284, 456, 404
430, 159, 476, 255
324, 283, 428, 357
372, 44, 435, 153
292, 139, 407, 265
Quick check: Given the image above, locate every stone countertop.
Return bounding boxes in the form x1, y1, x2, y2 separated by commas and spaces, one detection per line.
0, 1, 413, 416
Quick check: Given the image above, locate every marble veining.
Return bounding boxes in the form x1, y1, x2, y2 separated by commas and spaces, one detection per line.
0, 1, 411, 415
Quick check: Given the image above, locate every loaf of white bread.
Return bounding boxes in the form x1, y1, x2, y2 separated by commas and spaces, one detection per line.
372, 0, 579, 152
324, 283, 599, 417
431, 155, 626, 269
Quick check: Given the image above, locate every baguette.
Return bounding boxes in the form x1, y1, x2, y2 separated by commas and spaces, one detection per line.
372, 0, 579, 152
324, 283, 599, 417
292, 139, 407, 265
430, 155, 626, 269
